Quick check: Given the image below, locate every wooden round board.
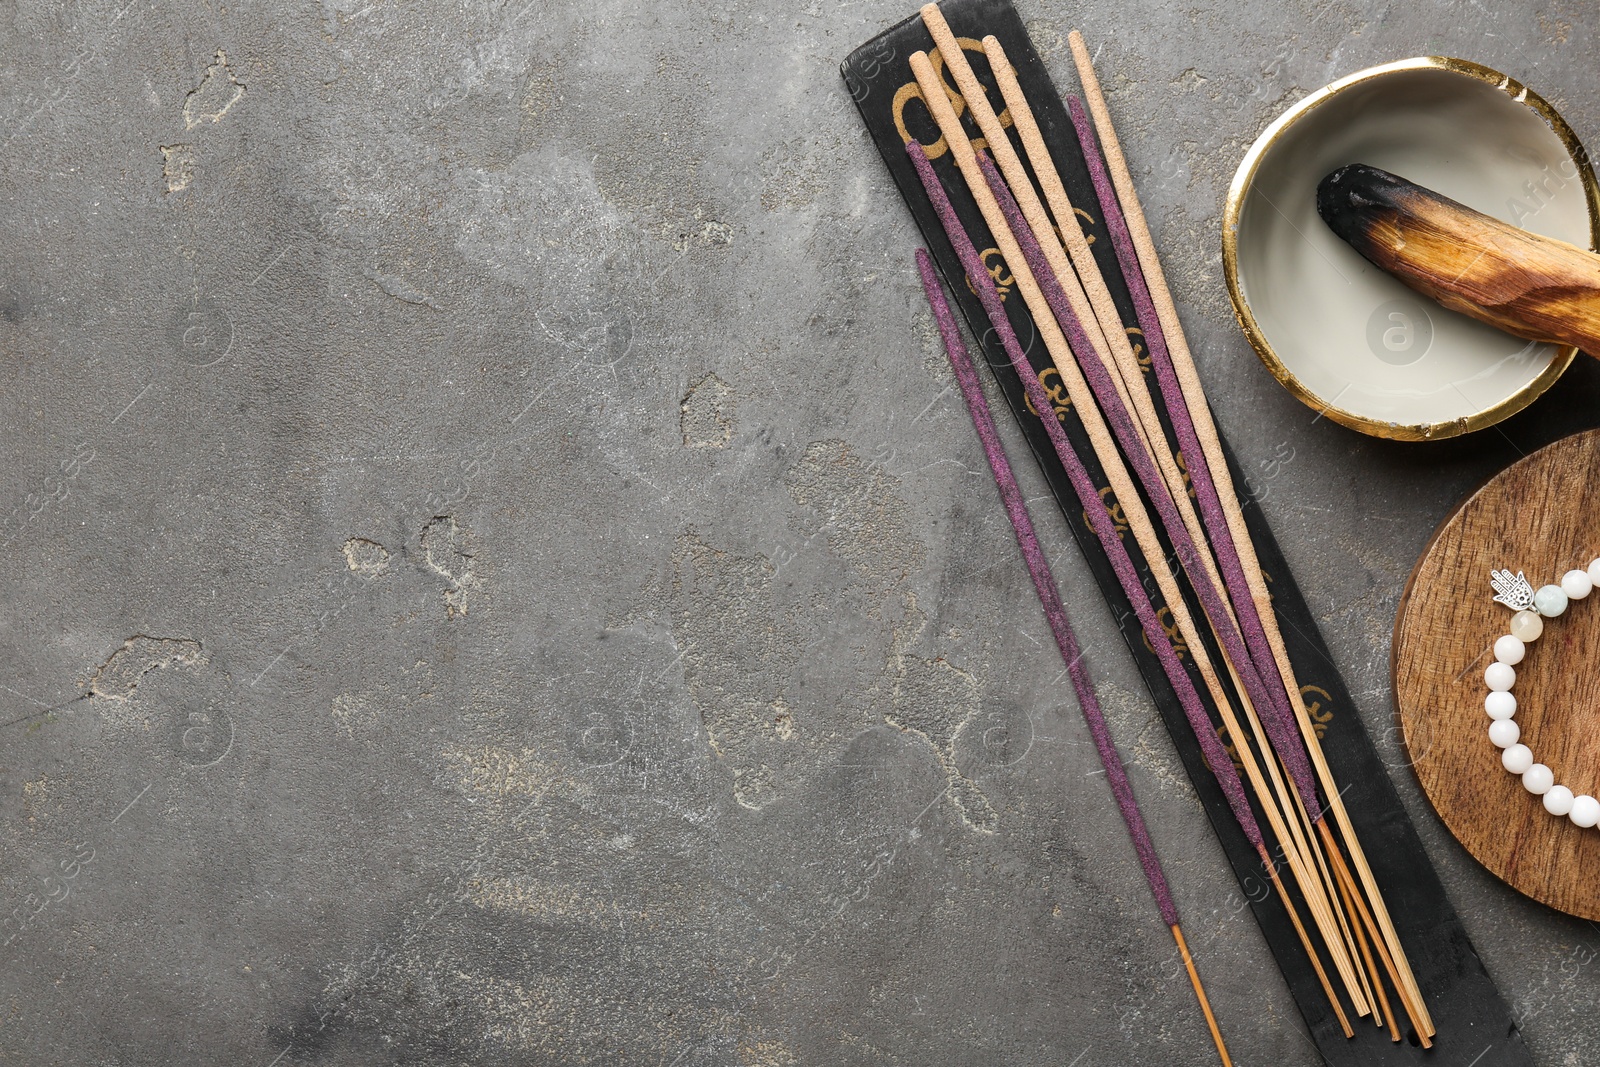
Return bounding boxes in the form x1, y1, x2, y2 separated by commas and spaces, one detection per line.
1396, 428, 1600, 919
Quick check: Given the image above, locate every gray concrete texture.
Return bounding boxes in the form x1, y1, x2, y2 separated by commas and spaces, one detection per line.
1, 0, 1598, 1064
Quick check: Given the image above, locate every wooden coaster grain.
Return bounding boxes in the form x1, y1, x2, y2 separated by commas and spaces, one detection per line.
1396, 428, 1600, 919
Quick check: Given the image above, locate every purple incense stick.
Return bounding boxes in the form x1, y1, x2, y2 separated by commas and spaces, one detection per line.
906, 141, 1264, 854
970, 148, 1311, 821
1064, 95, 1322, 818
916, 246, 1180, 926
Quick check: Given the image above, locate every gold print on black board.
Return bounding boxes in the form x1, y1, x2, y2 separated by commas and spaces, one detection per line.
1024, 365, 1071, 422
1141, 604, 1188, 661
1083, 485, 1129, 540
965, 247, 1013, 300
1128, 327, 1152, 375
1216, 725, 1247, 776
1075, 206, 1098, 245
890, 38, 1014, 161
1175, 450, 1198, 500
1300, 684, 1334, 739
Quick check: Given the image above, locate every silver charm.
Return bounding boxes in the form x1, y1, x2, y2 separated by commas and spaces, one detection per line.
1491, 569, 1536, 612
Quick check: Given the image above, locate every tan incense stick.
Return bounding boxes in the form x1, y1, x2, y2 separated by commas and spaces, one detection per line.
953, 24, 1369, 1020
907, 40, 1368, 1023
1067, 29, 1433, 1039
917, 7, 1151, 456
941, 34, 1361, 982
924, 12, 1227, 613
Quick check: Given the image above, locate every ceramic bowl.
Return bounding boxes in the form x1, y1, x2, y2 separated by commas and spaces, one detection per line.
1223, 57, 1600, 441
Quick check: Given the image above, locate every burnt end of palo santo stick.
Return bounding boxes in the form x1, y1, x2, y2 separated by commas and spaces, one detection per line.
1317, 162, 1600, 356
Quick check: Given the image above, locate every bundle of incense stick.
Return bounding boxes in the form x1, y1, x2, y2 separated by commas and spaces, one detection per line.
895, 5, 1434, 1057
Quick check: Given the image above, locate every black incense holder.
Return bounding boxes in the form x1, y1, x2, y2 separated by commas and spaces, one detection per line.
842, 3, 1526, 1063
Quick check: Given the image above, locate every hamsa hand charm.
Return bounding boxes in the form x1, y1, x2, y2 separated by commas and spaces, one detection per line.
1490, 569, 1536, 612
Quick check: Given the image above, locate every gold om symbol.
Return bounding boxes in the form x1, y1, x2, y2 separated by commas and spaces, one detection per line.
1076, 207, 1098, 245
1175, 449, 1197, 500
891, 38, 1014, 161
1083, 485, 1129, 540
1024, 365, 1070, 422
1300, 684, 1334, 739
1141, 604, 1188, 661
1127, 327, 1151, 374
965, 246, 1013, 300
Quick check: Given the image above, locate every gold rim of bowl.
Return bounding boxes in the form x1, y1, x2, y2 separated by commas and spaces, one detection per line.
1220, 56, 1600, 442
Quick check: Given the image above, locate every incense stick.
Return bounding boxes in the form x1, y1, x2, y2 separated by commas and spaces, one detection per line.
917, 247, 1235, 1063
917, 246, 1178, 927
974, 151, 1362, 1032
909, 138, 1356, 1043
970, 32, 1235, 625
973, 150, 1298, 831
905, 34, 1366, 1022
979, 43, 1369, 991
1065, 30, 1432, 1041
911, 153, 1247, 1064
918, 6, 1149, 450
947, 36, 1355, 980
1061, 91, 1321, 821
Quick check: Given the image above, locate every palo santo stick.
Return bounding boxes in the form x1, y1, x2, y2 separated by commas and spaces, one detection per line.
1067, 31, 1432, 1034
1319, 162, 1600, 353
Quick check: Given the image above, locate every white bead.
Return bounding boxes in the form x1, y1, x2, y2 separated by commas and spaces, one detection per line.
1522, 763, 1554, 794
1485, 662, 1516, 691
1544, 785, 1575, 816
1535, 584, 1569, 617
1571, 795, 1600, 828
1510, 610, 1544, 642
1502, 743, 1534, 774
1486, 691, 1517, 719
1488, 719, 1521, 748
1562, 569, 1593, 599
1493, 634, 1525, 664
1588, 558, 1600, 585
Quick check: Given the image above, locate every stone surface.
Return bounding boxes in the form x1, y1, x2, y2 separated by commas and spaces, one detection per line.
1, 1, 1599, 1065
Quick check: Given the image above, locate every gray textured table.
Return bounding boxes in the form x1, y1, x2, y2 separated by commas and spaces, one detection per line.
2, 2, 1598, 1064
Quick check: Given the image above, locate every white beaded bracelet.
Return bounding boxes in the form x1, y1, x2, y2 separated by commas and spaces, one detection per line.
1485, 561, 1600, 829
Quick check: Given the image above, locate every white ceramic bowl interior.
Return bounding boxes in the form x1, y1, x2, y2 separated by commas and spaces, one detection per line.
1230, 61, 1595, 437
